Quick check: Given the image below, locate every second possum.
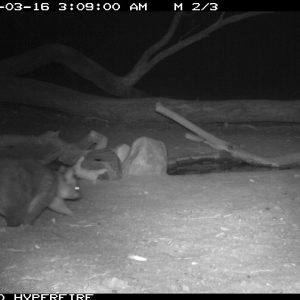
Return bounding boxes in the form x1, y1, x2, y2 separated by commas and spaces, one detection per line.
0, 158, 81, 227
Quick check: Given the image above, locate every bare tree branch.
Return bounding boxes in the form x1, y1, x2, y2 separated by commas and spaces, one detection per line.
136, 13, 184, 64
121, 12, 184, 85
0, 44, 145, 97
145, 12, 273, 75
179, 11, 225, 41
123, 11, 273, 85
0, 12, 274, 98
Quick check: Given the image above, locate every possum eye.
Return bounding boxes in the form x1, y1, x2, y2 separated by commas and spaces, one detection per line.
75, 186, 80, 191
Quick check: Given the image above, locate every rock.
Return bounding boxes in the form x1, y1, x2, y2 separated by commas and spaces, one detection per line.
73, 156, 107, 183
123, 137, 167, 175
78, 149, 122, 181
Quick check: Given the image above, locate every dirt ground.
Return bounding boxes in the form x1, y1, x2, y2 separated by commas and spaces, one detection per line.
0, 103, 300, 293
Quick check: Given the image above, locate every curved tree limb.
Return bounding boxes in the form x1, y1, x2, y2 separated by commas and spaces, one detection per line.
122, 11, 273, 85
0, 43, 145, 98
121, 12, 186, 85
0, 12, 273, 98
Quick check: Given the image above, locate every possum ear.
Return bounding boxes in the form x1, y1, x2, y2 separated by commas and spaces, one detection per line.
72, 156, 85, 178
73, 156, 85, 170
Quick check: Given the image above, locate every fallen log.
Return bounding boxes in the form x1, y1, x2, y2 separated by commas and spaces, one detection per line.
185, 132, 300, 168
0, 77, 299, 124
156, 102, 282, 167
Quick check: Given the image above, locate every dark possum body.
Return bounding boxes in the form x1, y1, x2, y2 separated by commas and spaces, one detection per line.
0, 158, 80, 226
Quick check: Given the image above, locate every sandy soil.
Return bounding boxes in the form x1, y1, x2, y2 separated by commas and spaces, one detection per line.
0, 103, 300, 293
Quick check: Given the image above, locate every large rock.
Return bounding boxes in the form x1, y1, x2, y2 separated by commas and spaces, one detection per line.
122, 137, 168, 175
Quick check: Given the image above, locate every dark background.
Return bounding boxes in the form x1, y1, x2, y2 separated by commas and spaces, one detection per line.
1, 11, 299, 100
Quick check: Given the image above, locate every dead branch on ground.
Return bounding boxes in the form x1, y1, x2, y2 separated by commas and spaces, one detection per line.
1, 77, 299, 124
156, 102, 300, 168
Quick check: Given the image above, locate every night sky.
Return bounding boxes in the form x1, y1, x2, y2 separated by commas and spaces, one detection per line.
1, 11, 299, 100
